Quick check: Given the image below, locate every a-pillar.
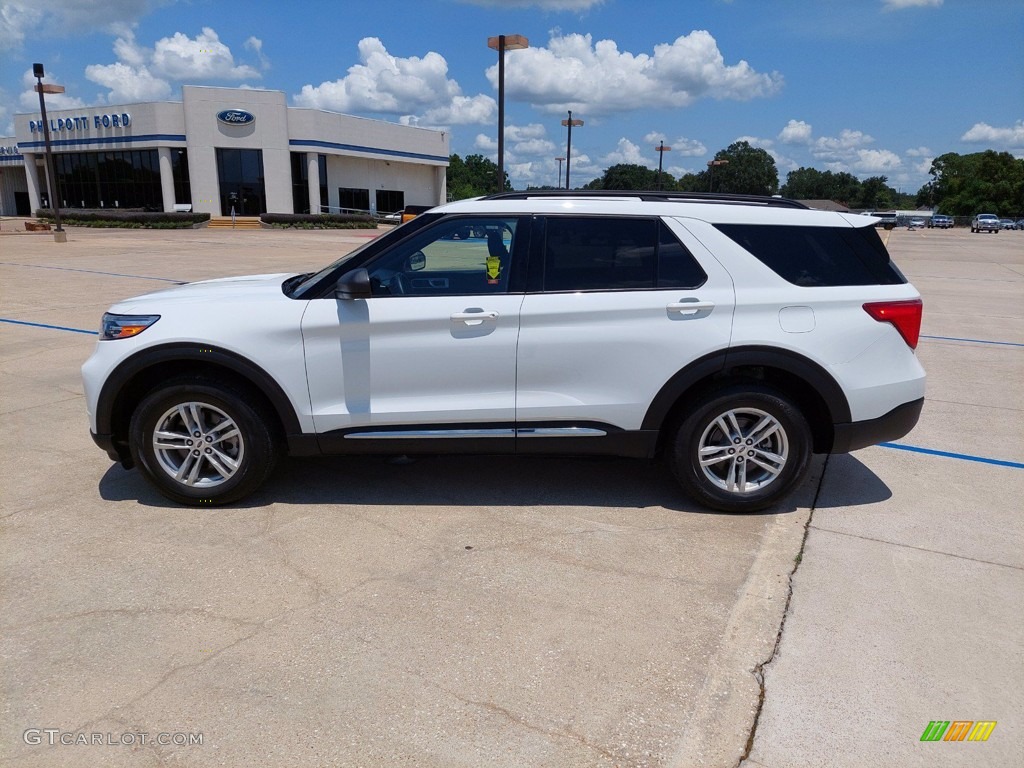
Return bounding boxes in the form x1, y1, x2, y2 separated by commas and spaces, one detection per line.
307, 153, 321, 214
157, 147, 177, 212
23, 153, 43, 212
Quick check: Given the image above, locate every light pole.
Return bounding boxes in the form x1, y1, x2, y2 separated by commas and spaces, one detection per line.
487, 34, 528, 194
655, 141, 672, 190
555, 156, 565, 188
32, 62, 66, 243
561, 111, 584, 190
707, 159, 729, 193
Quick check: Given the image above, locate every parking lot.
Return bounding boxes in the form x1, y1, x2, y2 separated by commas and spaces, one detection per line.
1, 222, 1021, 767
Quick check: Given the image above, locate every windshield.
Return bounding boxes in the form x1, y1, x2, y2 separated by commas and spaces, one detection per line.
287, 213, 440, 299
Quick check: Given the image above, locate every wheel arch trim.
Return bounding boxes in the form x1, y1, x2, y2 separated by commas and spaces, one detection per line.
95, 343, 303, 438
641, 345, 851, 431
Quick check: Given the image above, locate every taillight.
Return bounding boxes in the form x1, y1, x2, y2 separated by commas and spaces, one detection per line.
863, 299, 923, 349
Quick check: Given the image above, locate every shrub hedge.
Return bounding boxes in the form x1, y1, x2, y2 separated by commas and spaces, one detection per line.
35, 209, 209, 228
261, 212, 377, 229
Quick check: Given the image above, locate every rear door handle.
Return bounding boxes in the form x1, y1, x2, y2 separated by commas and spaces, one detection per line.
667, 300, 714, 315
451, 310, 499, 326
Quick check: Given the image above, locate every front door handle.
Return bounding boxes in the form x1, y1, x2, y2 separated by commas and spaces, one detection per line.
451, 310, 499, 326
667, 300, 714, 315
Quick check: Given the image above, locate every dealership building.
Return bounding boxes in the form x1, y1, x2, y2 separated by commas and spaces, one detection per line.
0, 85, 449, 218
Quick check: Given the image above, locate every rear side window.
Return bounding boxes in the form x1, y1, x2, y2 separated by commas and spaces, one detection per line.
714, 224, 906, 287
543, 217, 706, 292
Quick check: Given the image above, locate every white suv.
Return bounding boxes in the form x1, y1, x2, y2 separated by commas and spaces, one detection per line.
83, 192, 926, 512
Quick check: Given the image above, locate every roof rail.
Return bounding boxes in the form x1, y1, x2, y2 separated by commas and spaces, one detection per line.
481, 190, 808, 209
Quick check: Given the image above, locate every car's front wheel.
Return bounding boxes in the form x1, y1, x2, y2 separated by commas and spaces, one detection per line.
129, 379, 278, 505
670, 385, 812, 513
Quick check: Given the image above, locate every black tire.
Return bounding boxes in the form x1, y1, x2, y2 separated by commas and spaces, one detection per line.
129, 379, 279, 505
669, 385, 812, 513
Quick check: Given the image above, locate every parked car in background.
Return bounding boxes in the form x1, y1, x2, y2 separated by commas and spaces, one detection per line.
971, 214, 1001, 233
928, 214, 954, 229
864, 211, 897, 230
1016, 220, 1024, 230
908, 218, 926, 230
999, 219, 1015, 230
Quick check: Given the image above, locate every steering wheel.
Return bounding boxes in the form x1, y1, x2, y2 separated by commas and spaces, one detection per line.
389, 273, 408, 295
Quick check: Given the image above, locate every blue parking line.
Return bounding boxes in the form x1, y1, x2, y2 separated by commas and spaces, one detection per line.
920, 335, 1024, 348
880, 442, 1024, 469
0, 318, 95, 335
0, 262, 184, 283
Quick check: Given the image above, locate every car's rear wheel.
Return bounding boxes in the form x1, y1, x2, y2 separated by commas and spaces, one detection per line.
670, 385, 812, 513
129, 379, 278, 505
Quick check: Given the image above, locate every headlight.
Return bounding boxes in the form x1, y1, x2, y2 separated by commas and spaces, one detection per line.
100, 313, 160, 340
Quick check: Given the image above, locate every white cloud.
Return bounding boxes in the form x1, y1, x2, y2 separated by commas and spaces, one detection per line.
514, 137, 558, 156
81, 27, 259, 104
296, 37, 468, 118
18, 68, 87, 111
473, 134, 497, 152
812, 129, 874, 158
245, 36, 270, 71
905, 146, 931, 157
0, 0, 161, 52
882, 0, 942, 10
671, 137, 708, 157
961, 120, 1024, 148
506, 123, 547, 142
402, 95, 497, 128
84, 62, 172, 102
600, 137, 650, 166
853, 148, 903, 173
778, 119, 813, 144
493, 30, 782, 115
151, 27, 260, 81
642, 132, 707, 156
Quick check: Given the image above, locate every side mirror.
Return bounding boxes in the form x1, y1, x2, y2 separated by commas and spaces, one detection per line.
407, 251, 426, 271
334, 268, 371, 300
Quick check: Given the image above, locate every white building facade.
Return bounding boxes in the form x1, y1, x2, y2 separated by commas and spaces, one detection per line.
1, 86, 448, 218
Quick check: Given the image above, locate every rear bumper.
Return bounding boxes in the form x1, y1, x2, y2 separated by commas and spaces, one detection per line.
831, 397, 924, 454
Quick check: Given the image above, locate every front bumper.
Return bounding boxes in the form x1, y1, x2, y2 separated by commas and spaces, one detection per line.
90, 431, 134, 468
831, 397, 924, 454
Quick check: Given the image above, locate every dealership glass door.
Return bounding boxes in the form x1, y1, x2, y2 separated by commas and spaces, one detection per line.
216, 148, 266, 216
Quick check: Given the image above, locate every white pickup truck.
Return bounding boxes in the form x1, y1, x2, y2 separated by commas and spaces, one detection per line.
970, 213, 1001, 233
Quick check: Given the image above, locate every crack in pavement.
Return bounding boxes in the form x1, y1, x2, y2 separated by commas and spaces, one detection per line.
736, 453, 830, 767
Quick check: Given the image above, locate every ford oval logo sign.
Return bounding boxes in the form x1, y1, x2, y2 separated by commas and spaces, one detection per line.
217, 109, 255, 126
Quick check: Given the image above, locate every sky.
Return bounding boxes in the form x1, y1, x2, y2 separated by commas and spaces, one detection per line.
1, 0, 1022, 193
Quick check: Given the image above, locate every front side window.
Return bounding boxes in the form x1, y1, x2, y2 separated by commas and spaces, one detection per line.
543, 217, 706, 292
367, 217, 520, 296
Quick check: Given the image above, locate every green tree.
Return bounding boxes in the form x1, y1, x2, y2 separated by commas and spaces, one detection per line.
446, 154, 510, 200
708, 141, 778, 195
781, 167, 862, 204
585, 163, 677, 191
923, 151, 1024, 217
854, 176, 894, 210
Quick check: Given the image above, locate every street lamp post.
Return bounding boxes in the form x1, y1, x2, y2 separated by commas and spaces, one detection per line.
32, 62, 66, 243
555, 156, 565, 188
561, 111, 584, 190
707, 159, 729, 193
487, 34, 528, 194
655, 141, 672, 190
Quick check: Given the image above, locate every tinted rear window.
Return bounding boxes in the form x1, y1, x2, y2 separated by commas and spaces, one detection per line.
714, 224, 906, 287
